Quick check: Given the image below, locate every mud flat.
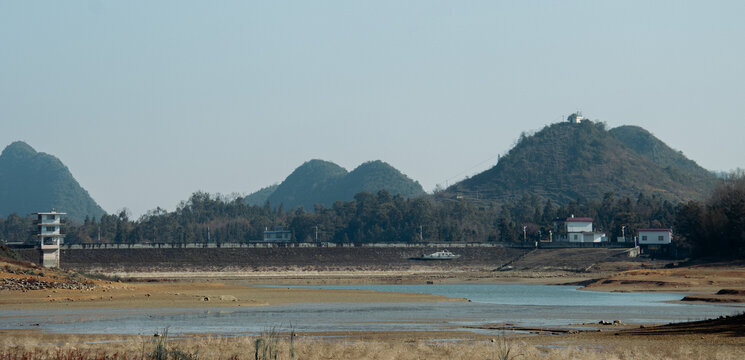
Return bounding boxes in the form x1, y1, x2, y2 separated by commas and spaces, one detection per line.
0, 279, 464, 310
582, 264, 745, 303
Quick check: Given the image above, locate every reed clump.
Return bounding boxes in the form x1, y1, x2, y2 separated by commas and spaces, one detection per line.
2, 332, 743, 360
253, 328, 296, 360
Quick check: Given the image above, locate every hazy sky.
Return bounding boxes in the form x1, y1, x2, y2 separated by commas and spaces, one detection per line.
2, 1, 744, 218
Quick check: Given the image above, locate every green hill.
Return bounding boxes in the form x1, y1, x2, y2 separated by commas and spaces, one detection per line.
266, 159, 348, 210
449, 120, 715, 204
0, 141, 106, 223
249, 159, 425, 210
609, 125, 717, 191
331, 160, 427, 201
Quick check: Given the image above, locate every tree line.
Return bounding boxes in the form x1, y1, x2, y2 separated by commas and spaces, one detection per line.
675, 171, 745, 258
1, 173, 743, 259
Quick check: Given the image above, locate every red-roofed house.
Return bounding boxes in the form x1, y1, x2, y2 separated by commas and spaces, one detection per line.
565, 215, 606, 243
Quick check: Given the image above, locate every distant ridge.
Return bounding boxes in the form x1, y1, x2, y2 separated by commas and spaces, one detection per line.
448, 119, 717, 204
247, 159, 425, 210
0, 141, 106, 223
243, 184, 279, 206
332, 160, 427, 201
609, 125, 716, 191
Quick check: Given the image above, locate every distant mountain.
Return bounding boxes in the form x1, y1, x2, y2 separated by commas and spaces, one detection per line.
247, 159, 425, 210
449, 120, 716, 204
266, 159, 348, 210
331, 160, 427, 201
0, 141, 106, 223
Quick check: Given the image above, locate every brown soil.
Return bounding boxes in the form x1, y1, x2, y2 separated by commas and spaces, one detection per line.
0, 278, 464, 310
583, 264, 745, 303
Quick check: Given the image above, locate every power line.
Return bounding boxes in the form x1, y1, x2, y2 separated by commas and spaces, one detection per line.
439, 152, 502, 187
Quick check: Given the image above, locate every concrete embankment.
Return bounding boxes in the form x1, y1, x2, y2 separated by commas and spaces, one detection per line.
17, 245, 529, 272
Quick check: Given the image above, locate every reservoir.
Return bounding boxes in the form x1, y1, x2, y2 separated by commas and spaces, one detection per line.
1, 284, 741, 336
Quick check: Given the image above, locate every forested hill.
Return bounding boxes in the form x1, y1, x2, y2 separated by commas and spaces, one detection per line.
0, 141, 106, 223
331, 160, 427, 201
249, 159, 426, 210
265, 159, 348, 210
448, 120, 715, 204
609, 125, 717, 191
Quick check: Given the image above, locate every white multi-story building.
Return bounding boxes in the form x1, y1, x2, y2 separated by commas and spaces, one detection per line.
35, 210, 66, 268
565, 216, 606, 243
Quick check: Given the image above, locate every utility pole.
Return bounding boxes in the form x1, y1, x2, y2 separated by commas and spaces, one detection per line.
314, 226, 318, 242
549, 230, 552, 242
207, 226, 211, 243
523, 226, 527, 242
622, 225, 626, 243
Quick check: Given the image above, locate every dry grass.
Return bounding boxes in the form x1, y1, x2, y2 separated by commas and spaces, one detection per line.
2, 332, 744, 360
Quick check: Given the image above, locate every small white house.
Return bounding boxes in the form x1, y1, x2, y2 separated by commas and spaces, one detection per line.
638, 228, 672, 246
263, 226, 292, 242
567, 112, 584, 123
566, 216, 606, 243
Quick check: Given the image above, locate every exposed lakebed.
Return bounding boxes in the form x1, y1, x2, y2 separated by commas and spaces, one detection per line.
1, 284, 741, 336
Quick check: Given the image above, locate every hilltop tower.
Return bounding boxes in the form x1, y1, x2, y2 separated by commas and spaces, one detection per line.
35, 210, 65, 268
567, 112, 584, 124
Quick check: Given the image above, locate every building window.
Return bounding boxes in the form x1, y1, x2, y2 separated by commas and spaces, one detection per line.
47, 215, 55, 220
658, 236, 664, 241
573, 234, 578, 240
45, 226, 56, 232
642, 236, 648, 241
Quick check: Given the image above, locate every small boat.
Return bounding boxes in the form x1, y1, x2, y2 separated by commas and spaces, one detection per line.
411, 249, 461, 260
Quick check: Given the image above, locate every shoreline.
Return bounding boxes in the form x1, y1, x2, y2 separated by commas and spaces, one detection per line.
2, 314, 743, 360
4, 256, 745, 358
0, 269, 587, 311
3, 266, 745, 359
4, 263, 745, 311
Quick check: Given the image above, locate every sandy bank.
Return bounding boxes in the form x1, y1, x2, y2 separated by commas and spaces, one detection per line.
0, 279, 466, 310
582, 265, 745, 303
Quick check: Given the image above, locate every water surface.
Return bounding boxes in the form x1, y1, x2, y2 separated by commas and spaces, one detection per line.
1, 284, 740, 336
